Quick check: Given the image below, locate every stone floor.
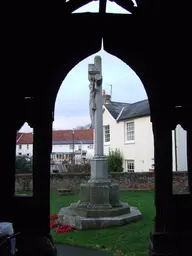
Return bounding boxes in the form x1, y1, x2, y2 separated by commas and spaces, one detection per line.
56, 244, 112, 256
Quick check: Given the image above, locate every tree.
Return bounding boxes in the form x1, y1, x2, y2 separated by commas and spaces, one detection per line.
75, 126, 85, 130
75, 124, 91, 130
15, 155, 33, 174
107, 149, 123, 172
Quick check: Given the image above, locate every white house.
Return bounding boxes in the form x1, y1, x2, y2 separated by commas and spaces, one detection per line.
102, 93, 187, 172
16, 129, 94, 164
172, 124, 187, 172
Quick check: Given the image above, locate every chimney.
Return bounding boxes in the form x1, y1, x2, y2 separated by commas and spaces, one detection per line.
102, 90, 111, 104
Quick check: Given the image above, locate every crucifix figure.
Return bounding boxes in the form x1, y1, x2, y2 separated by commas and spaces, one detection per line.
89, 79, 96, 128
88, 56, 103, 157
88, 63, 101, 129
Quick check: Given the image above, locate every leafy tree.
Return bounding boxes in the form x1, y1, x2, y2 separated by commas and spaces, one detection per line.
15, 155, 33, 174
107, 149, 123, 172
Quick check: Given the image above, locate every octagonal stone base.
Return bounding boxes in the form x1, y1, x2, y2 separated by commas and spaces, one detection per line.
77, 182, 123, 209
58, 205, 142, 230
69, 202, 130, 218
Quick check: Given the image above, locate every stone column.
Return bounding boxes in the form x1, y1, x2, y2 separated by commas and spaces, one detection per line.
152, 117, 173, 231
94, 56, 103, 157
89, 56, 110, 184
33, 103, 53, 235
77, 56, 112, 209
149, 114, 174, 255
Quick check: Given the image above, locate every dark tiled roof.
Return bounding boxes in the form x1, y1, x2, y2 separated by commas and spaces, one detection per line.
118, 99, 150, 120
17, 129, 93, 144
104, 99, 150, 121
104, 101, 129, 119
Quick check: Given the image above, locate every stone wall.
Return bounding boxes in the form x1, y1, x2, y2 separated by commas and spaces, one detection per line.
15, 171, 189, 193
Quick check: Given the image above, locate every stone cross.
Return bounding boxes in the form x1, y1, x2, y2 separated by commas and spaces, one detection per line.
88, 56, 104, 157
58, 56, 142, 229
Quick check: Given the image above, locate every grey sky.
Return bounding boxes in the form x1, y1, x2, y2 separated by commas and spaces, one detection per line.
21, 1, 146, 132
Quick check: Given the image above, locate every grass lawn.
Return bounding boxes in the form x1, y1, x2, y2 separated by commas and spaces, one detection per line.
50, 191, 155, 256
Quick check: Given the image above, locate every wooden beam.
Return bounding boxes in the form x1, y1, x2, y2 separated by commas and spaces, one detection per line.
99, 0, 107, 14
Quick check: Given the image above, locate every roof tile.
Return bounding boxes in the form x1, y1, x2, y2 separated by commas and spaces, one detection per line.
104, 99, 150, 121
17, 129, 93, 144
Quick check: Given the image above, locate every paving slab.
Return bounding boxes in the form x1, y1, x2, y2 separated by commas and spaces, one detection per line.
56, 244, 112, 256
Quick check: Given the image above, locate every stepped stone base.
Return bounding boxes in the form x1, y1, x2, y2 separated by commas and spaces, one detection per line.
58, 182, 142, 230
58, 164, 142, 230
58, 205, 142, 230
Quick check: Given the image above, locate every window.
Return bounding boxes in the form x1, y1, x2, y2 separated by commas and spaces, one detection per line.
125, 121, 135, 141
19, 145, 22, 149
69, 144, 74, 150
104, 125, 110, 142
125, 160, 135, 172
88, 144, 93, 149
27, 144, 29, 150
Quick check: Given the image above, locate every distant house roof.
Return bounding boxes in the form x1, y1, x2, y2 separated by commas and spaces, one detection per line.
16, 129, 94, 144
104, 99, 150, 121
17, 133, 33, 144
16, 132, 23, 142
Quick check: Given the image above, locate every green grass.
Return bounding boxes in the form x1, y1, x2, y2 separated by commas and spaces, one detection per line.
50, 191, 155, 256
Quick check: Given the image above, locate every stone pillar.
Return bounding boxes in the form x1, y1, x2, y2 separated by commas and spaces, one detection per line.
149, 114, 175, 255
0, 98, 24, 221
94, 55, 103, 157
0, 125, 17, 221
85, 56, 111, 208
77, 56, 112, 208
149, 107, 192, 255
33, 107, 53, 235
89, 56, 110, 184
152, 116, 173, 231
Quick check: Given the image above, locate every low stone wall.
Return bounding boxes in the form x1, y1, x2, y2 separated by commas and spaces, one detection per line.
15, 171, 189, 193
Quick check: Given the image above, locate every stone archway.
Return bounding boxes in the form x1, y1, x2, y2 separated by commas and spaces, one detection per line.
2, 1, 192, 255
50, 36, 152, 116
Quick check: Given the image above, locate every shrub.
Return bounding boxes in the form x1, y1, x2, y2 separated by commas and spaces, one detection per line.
15, 155, 33, 174
107, 149, 123, 172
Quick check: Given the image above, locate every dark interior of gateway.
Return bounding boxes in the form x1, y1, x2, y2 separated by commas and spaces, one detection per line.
1, 0, 192, 255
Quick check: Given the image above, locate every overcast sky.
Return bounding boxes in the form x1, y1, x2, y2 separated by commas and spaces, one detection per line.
21, 0, 146, 132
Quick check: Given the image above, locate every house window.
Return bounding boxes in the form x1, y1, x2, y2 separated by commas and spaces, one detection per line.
125, 121, 135, 141
88, 144, 93, 149
19, 145, 22, 149
69, 144, 74, 150
27, 144, 29, 150
104, 125, 110, 142
125, 160, 135, 172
